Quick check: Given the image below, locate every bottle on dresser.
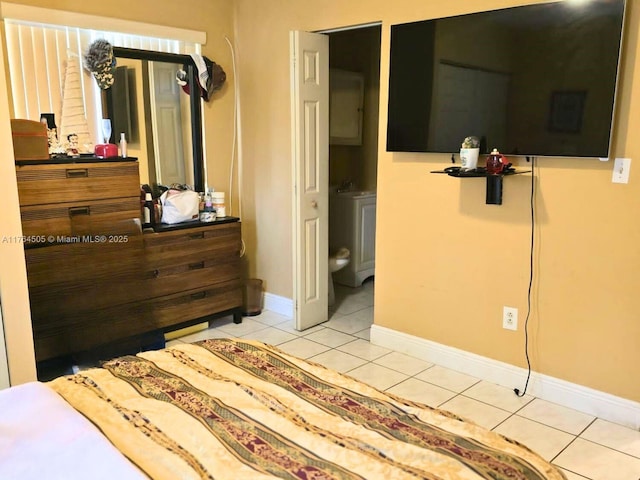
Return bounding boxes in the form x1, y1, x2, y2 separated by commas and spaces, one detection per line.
119, 133, 127, 158
199, 191, 216, 222
142, 192, 155, 229
211, 191, 226, 217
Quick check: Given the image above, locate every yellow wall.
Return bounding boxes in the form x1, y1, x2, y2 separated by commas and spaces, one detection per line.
234, 0, 640, 402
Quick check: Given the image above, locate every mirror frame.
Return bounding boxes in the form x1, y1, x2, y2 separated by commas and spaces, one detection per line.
106, 47, 204, 192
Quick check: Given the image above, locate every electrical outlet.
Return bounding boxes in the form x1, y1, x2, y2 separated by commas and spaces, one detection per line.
503, 306, 518, 331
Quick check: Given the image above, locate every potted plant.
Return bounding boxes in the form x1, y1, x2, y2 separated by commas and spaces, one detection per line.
460, 136, 480, 171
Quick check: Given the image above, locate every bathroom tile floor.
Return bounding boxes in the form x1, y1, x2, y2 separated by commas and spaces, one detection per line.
169, 279, 640, 480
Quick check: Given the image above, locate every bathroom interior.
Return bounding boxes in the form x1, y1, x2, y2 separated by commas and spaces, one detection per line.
327, 25, 381, 311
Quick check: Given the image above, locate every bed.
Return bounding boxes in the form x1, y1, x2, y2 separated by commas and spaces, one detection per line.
1, 339, 566, 479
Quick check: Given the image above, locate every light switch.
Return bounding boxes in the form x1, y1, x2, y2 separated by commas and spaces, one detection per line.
612, 157, 631, 184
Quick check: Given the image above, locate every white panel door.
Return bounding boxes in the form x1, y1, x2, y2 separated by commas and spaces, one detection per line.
150, 61, 186, 185
290, 31, 329, 330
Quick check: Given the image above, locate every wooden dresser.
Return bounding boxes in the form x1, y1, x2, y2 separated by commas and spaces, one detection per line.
144, 222, 243, 330
16, 158, 243, 363
16, 160, 141, 238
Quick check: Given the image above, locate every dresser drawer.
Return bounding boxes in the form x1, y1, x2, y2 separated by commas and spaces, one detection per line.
26, 235, 144, 287
147, 258, 240, 298
28, 240, 147, 362
32, 281, 242, 361
32, 300, 154, 361
28, 218, 243, 362
20, 196, 141, 238
150, 281, 243, 328
145, 222, 241, 268
144, 222, 242, 299
16, 161, 140, 205
28, 272, 148, 319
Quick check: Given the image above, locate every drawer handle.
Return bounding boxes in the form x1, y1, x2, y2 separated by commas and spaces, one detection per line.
188, 261, 205, 270
190, 291, 206, 300
68, 206, 90, 217
66, 168, 89, 178
188, 232, 205, 240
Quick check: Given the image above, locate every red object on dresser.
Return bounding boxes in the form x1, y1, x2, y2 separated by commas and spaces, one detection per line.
94, 143, 118, 158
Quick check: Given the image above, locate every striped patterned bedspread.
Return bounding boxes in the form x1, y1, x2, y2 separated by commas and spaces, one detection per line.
49, 339, 566, 480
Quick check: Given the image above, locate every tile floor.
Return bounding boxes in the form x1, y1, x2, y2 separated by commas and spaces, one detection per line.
168, 279, 640, 480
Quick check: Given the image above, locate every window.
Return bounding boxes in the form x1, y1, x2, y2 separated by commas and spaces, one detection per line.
2, 3, 203, 150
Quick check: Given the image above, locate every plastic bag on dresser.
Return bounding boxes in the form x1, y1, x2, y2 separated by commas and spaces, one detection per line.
159, 189, 200, 224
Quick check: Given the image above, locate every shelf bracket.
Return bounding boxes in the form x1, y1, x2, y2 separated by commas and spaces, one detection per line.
486, 175, 503, 205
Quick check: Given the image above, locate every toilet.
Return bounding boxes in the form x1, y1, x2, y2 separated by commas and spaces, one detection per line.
329, 247, 350, 306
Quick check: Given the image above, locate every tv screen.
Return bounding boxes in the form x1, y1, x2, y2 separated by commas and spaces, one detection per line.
386, 0, 626, 158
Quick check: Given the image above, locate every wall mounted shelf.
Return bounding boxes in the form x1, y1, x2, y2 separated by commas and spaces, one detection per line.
431, 167, 530, 205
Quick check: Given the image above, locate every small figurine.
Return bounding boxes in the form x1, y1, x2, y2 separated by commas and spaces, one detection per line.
40, 114, 65, 155
66, 133, 80, 156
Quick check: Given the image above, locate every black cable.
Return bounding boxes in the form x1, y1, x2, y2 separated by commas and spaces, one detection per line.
514, 157, 535, 397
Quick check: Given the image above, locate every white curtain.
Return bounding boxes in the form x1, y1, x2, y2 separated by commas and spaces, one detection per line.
4, 18, 199, 148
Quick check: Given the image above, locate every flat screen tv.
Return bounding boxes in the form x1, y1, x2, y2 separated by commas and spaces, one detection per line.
386, 0, 627, 158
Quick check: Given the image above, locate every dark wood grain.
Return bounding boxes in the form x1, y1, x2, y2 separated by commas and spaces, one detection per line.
16, 162, 140, 205
18, 161, 244, 362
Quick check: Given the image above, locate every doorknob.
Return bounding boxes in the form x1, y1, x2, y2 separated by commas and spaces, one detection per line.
311, 200, 318, 208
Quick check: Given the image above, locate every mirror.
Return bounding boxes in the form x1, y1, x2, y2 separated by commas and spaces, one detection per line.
104, 47, 204, 192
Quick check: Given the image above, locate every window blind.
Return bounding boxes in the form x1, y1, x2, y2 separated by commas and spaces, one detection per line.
4, 17, 200, 149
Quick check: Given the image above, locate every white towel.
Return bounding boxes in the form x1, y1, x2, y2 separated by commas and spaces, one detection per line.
189, 53, 209, 92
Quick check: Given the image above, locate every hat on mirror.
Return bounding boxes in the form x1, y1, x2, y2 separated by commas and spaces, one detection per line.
176, 55, 226, 101
83, 39, 116, 90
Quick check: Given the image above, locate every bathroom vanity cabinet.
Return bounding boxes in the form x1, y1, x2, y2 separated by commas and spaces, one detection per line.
329, 191, 376, 287
16, 158, 243, 363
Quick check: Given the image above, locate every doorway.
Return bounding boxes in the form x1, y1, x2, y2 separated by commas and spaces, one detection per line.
327, 25, 381, 318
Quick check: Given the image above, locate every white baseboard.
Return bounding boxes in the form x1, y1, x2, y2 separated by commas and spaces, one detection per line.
371, 325, 640, 430
263, 292, 293, 318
